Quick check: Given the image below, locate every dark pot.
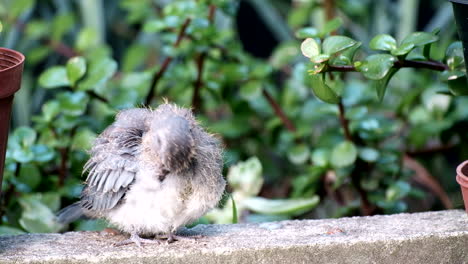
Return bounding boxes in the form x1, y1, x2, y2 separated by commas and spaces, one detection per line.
450, 0, 468, 77
456, 160, 468, 215
0, 48, 25, 194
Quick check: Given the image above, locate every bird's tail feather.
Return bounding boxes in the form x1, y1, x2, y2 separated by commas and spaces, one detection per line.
57, 202, 84, 224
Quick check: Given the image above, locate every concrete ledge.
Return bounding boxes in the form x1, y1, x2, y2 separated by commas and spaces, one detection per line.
0, 210, 467, 264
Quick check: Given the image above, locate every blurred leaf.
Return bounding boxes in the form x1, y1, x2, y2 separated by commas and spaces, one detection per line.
322, 36, 358, 55
310, 75, 340, 104
18, 163, 41, 191
300, 38, 320, 58
369, 34, 397, 51
311, 148, 330, 167
56, 91, 89, 116
66, 57, 87, 86
51, 13, 75, 41
13, 127, 37, 146
122, 44, 149, 72
18, 195, 61, 233
10, 0, 35, 19
0, 226, 25, 235
38, 66, 71, 89
227, 157, 263, 197
71, 128, 96, 150
295, 27, 319, 38
143, 19, 166, 33
359, 147, 379, 162
41, 101, 61, 122
386, 181, 411, 201
75, 219, 108, 231
270, 42, 299, 69
31, 144, 55, 162
39, 193, 61, 212
240, 80, 262, 100
330, 141, 357, 168
243, 196, 319, 216
78, 57, 117, 91
355, 54, 397, 80
75, 27, 99, 51
231, 195, 238, 224
287, 144, 310, 165
448, 76, 468, 96
25, 20, 48, 40
320, 17, 342, 37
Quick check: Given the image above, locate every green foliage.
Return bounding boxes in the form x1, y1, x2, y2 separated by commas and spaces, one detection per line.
0, 0, 466, 233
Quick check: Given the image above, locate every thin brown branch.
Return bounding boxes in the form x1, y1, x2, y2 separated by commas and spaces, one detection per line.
262, 89, 296, 132
326, 59, 449, 73
47, 40, 79, 58
192, 53, 207, 113
87, 90, 109, 104
404, 154, 453, 209
337, 99, 352, 141
145, 18, 192, 105
57, 126, 78, 187
324, 0, 335, 21
191, 5, 216, 113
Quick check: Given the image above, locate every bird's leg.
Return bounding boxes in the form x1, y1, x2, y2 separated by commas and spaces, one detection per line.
161, 232, 203, 244
114, 232, 160, 247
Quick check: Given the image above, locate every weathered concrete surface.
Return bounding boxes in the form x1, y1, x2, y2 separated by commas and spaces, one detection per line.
0, 210, 467, 264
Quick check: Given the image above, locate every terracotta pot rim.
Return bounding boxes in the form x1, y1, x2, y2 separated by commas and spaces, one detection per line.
456, 160, 468, 187
0, 47, 25, 73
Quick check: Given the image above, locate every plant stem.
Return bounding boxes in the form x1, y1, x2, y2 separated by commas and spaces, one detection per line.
262, 89, 296, 132
87, 90, 109, 103
145, 18, 192, 105
324, 0, 335, 21
191, 5, 216, 113
337, 99, 352, 141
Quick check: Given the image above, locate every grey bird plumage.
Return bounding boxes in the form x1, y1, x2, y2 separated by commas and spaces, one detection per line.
57, 103, 225, 245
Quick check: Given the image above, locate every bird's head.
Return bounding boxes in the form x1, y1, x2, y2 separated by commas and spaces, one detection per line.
149, 114, 195, 173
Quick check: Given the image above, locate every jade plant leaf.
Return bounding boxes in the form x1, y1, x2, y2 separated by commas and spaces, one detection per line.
240, 80, 262, 100
400, 32, 438, 47
0, 226, 25, 235
78, 57, 117, 91
66, 56, 87, 86
330, 141, 357, 168
369, 34, 397, 51
295, 27, 319, 39
39, 66, 71, 89
445, 41, 464, 70
227, 157, 263, 197
355, 54, 397, 80
310, 75, 340, 104
243, 196, 320, 216
322, 36, 358, 55
319, 17, 342, 37
18, 195, 61, 233
370, 67, 398, 100
56, 91, 89, 116
391, 42, 415, 56
300, 38, 320, 58
287, 144, 310, 165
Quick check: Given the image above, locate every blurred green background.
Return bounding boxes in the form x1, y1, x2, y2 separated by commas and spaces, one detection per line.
0, 0, 467, 235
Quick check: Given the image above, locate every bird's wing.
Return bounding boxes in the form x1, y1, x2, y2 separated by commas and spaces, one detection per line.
80, 121, 146, 212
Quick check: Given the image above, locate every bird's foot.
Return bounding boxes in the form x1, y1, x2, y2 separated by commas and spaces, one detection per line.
156, 233, 203, 244
114, 233, 160, 247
